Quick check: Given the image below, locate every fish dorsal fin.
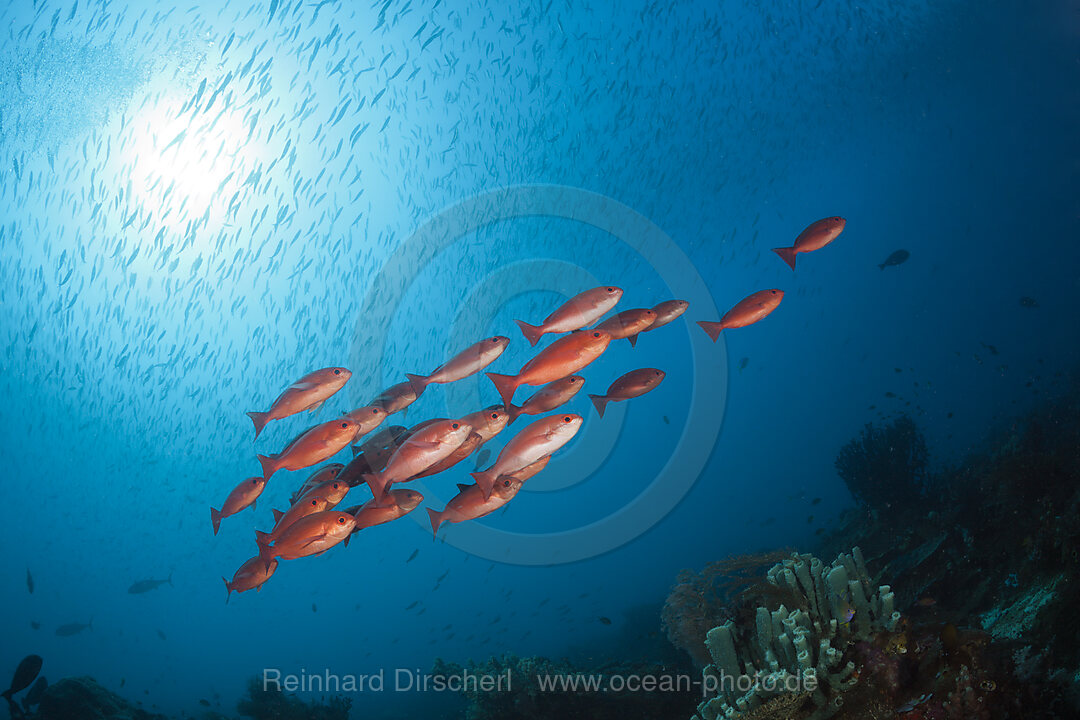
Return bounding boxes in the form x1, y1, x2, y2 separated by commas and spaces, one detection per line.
456, 483, 472, 493
271, 508, 284, 523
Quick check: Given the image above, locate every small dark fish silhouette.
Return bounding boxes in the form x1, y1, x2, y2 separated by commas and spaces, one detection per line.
738, 357, 749, 372
2, 655, 42, 700
312, 603, 317, 613
878, 249, 909, 269
23, 676, 47, 708
55, 620, 92, 637
128, 572, 173, 594
662, 415, 670, 425
26, 568, 33, 594
29, 622, 40, 630
199, 699, 211, 707
811, 498, 822, 505
598, 616, 612, 625
1019, 296, 1039, 308
156, 630, 166, 640
406, 549, 419, 563
120, 678, 125, 688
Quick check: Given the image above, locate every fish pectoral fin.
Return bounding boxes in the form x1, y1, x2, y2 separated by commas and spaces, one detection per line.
289, 381, 316, 391
299, 534, 329, 548
410, 441, 442, 451
306, 399, 325, 413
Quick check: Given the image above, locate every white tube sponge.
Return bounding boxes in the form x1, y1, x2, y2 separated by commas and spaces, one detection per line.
880, 588, 895, 620
847, 579, 871, 637
755, 606, 773, 650
853, 546, 869, 583
705, 623, 741, 679
825, 565, 850, 623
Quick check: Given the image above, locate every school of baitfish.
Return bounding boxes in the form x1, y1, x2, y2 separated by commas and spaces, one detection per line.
215, 217, 845, 600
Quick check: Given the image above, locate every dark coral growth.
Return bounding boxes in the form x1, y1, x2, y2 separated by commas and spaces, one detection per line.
835, 414, 929, 515
34, 676, 168, 720
661, 550, 793, 667
236, 675, 350, 720
432, 654, 697, 720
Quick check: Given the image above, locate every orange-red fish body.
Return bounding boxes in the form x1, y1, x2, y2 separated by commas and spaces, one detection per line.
348, 489, 424, 532
362, 419, 474, 502
342, 405, 387, 440
507, 376, 584, 424
246, 367, 351, 439
427, 476, 524, 537
370, 382, 417, 416
256, 418, 359, 481
589, 368, 665, 418
289, 463, 344, 505
257, 510, 356, 568
471, 414, 582, 498
259, 476, 350, 546
223, 556, 278, 602
645, 300, 689, 331
772, 217, 846, 270
486, 330, 611, 407
514, 286, 623, 346
594, 308, 657, 346
412, 432, 483, 478
210, 476, 267, 535
460, 405, 510, 444
697, 290, 784, 342
406, 336, 510, 396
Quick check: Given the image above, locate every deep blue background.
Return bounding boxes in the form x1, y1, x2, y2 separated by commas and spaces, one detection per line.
1, 0, 1078, 717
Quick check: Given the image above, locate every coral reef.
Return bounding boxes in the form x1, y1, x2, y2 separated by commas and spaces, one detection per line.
35, 676, 168, 720
236, 675, 350, 720
693, 548, 899, 720
834, 414, 928, 515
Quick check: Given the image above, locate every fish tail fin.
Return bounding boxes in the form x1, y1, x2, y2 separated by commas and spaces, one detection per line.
210, 507, 222, 535
405, 373, 429, 397
254, 530, 272, 549
427, 507, 444, 539
1, 689, 11, 700
485, 372, 519, 408
771, 246, 797, 270
255, 533, 275, 571
471, 471, 495, 500
246, 410, 269, 440
222, 577, 232, 604
589, 394, 610, 418
506, 404, 522, 424
362, 474, 387, 505
627, 333, 639, 348
696, 320, 724, 343
256, 454, 278, 481
514, 319, 544, 347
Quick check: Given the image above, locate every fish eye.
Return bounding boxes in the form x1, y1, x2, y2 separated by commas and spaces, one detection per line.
606, 287, 615, 292
592, 332, 600, 337
451, 422, 459, 429
334, 369, 341, 375
490, 337, 499, 343
563, 416, 572, 423
655, 370, 662, 375
341, 422, 348, 428
310, 500, 317, 507
251, 478, 259, 485
332, 483, 340, 490
372, 408, 380, 414
770, 290, 777, 294
490, 412, 499, 419
337, 516, 346, 524
503, 480, 510, 487
569, 378, 577, 383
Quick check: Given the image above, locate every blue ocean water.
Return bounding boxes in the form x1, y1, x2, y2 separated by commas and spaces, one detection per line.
1, 0, 1077, 718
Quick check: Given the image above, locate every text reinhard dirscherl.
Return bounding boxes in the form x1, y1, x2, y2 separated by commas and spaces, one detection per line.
262, 667, 818, 697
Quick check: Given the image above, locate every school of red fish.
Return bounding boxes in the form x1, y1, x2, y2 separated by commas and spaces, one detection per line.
214, 217, 845, 600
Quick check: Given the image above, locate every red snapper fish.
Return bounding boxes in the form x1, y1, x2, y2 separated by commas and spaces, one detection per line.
426, 476, 524, 538
589, 368, 665, 418
256, 510, 356, 569
342, 405, 387, 440
486, 330, 611, 407
507, 376, 584, 424
645, 300, 689, 331
471, 414, 583, 498
258, 478, 350, 546
594, 308, 657, 347
246, 367, 351, 439
370, 381, 417, 416
346, 489, 424, 533
256, 418, 359, 481
460, 405, 510, 444
289, 463, 344, 505
210, 476, 267, 535
223, 556, 278, 603
697, 289, 784, 342
514, 286, 623, 346
362, 419, 474, 503
771, 217, 846, 270
406, 336, 510, 396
